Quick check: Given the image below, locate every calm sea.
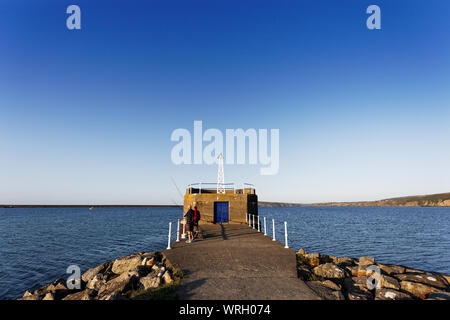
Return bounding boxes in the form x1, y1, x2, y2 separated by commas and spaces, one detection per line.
0, 206, 449, 299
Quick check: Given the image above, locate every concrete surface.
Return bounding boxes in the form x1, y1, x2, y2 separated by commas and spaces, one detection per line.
163, 223, 321, 300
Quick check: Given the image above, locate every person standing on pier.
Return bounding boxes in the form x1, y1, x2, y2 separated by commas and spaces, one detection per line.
184, 205, 195, 243
193, 206, 201, 239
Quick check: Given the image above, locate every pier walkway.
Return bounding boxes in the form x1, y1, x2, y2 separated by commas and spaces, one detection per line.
163, 223, 321, 300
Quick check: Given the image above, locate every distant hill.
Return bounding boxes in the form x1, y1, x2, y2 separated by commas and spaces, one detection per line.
259, 201, 303, 207
260, 192, 450, 207
3, 192, 450, 208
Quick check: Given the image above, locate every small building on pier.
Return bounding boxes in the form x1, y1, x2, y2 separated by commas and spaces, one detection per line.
183, 183, 258, 223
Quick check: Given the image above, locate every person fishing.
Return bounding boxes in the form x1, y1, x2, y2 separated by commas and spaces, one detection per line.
184, 205, 195, 243
193, 206, 201, 239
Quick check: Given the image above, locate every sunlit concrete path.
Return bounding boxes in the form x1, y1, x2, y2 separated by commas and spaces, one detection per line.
163, 223, 321, 300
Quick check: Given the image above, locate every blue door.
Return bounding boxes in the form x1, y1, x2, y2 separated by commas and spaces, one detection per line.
214, 202, 229, 223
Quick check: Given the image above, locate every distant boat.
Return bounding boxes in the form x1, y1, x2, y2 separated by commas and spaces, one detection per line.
89, 207, 94, 211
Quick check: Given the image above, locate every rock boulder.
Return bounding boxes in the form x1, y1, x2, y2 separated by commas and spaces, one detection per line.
62, 289, 95, 300
162, 271, 173, 284
297, 264, 313, 281
321, 280, 341, 291
377, 263, 405, 275
426, 291, 450, 300
111, 256, 143, 275
97, 270, 139, 299
86, 274, 107, 290
347, 265, 371, 277
379, 275, 400, 290
358, 257, 375, 265
82, 262, 111, 283
346, 289, 373, 300
395, 273, 448, 289
313, 263, 346, 279
139, 275, 161, 290
375, 288, 414, 300
304, 253, 320, 268
42, 292, 54, 300
400, 280, 441, 299
344, 276, 371, 293
332, 257, 355, 266
306, 281, 345, 300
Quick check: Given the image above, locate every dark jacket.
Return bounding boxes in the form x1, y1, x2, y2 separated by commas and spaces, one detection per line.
184, 209, 194, 224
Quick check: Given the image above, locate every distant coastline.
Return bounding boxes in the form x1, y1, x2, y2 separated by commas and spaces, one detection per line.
260, 192, 450, 207
3, 192, 450, 208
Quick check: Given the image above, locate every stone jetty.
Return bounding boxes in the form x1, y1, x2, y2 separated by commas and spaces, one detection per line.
163, 223, 320, 299
17, 222, 450, 300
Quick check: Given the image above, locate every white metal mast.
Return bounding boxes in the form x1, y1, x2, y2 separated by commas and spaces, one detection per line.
217, 153, 225, 194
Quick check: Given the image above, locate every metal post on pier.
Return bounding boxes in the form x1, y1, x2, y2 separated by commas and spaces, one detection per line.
284, 221, 289, 249
264, 217, 267, 236
176, 219, 180, 242
252, 215, 255, 229
167, 222, 172, 250
182, 218, 186, 239
257, 216, 260, 232
248, 213, 251, 227
272, 219, 276, 241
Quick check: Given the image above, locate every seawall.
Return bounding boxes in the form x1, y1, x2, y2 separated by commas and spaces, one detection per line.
16, 223, 450, 301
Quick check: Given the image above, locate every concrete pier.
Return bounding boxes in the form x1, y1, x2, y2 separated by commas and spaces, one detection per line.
163, 223, 321, 300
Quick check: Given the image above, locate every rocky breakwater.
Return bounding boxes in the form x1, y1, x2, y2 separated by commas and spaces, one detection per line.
296, 249, 450, 300
18, 252, 182, 300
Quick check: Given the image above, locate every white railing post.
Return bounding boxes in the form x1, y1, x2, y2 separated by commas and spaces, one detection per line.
284, 221, 289, 248
257, 216, 260, 232
264, 217, 267, 236
248, 213, 251, 227
272, 219, 276, 241
182, 218, 186, 239
167, 222, 172, 250
252, 215, 255, 229
176, 219, 180, 242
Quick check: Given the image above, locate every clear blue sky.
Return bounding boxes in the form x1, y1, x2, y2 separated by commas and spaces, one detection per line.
1, 0, 449, 204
